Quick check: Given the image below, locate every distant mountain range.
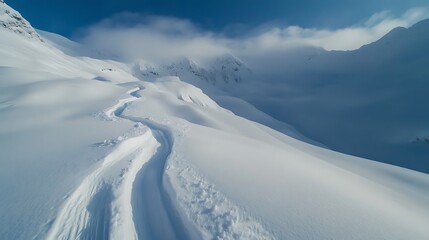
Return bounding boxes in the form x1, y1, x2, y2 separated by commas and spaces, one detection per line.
1, 1, 429, 240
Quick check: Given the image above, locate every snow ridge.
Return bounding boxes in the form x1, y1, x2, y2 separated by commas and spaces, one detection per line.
47, 88, 180, 240
118, 86, 274, 239
46, 128, 158, 240
46, 84, 273, 240
164, 155, 275, 240
134, 55, 251, 87
0, 1, 43, 41
3, 2, 429, 239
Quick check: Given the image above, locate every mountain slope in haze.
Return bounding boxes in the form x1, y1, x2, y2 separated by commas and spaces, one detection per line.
133, 54, 252, 89
233, 19, 429, 173
1, 2, 429, 240
131, 55, 324, 146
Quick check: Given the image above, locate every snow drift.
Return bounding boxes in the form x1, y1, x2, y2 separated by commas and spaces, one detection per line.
0, 2, 429, 240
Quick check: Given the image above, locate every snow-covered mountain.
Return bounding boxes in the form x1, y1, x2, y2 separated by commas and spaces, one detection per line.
133, 54, 252, 90
232, 20, 429, 173
0, 1, 42, 41
1, 2, 429, 240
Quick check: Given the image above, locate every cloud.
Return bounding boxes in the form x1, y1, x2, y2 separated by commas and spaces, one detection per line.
77, 7, 429, 64
78, 13, 232, 64
241, 7, 429, 52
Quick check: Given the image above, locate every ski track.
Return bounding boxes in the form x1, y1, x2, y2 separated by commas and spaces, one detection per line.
46, 86, 186, 240
46, 86, 273, 240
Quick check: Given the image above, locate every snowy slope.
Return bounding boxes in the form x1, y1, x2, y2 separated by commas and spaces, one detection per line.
232, 20, 429, 173
130, 55, 321, 146
118, 78, 429, 239
133, 54, 252, 91
1, 2, 429, 240
0, 1, 42, 41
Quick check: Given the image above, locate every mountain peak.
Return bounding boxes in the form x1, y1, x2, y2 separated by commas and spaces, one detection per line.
209, 54, 251, 84
215, 53, 244, 65
0, 1, 43, 41
357, 18, 429, 56
133, 53, 251, 88
409, 18, 429, 30
172, 57, 200, 69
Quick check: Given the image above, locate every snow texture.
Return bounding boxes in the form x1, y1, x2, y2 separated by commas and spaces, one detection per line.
1, 3, 429, 240
0, 1, 42, 41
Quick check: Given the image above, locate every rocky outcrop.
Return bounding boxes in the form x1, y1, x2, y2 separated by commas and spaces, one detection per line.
135, 55, 252, 88
0, 1, 43, 41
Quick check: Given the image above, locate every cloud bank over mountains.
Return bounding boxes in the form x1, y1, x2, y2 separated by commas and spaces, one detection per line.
78, 7, 429, 64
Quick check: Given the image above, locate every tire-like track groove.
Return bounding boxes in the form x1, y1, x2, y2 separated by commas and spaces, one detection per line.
46, 87, 189, 240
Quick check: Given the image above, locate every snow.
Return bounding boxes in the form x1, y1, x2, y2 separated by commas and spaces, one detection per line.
214, 95, 324, 147
113, 78, 429, 239
229, 20, 429, 173
133, 54, 252, 93
1, 3, 429, 240
0, 1, 42, 41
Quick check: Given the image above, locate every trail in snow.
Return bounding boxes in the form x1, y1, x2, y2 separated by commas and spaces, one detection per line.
47, 85, 275, 240
130, 120, 192, 240
103, 87, 142, 120
46, 87, 187, 240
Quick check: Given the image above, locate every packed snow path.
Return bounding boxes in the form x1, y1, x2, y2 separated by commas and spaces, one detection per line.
46, 87, 187, 240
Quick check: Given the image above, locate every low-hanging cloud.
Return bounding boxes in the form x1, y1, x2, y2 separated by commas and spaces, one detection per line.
258, 7, 429, 51
77, 7, 429, 64
78, 14, 232, 64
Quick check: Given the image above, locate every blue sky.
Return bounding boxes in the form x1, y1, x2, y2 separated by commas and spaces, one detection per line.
6, 0, 428, 65
7, 0, 429, 37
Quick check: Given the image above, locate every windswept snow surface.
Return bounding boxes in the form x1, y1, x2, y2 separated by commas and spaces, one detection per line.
1, 2, 429, 240
118, 78, 429, 240
235, 21, 429, 173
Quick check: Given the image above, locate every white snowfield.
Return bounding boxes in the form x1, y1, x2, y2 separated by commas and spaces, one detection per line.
1, 2, 429, 240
